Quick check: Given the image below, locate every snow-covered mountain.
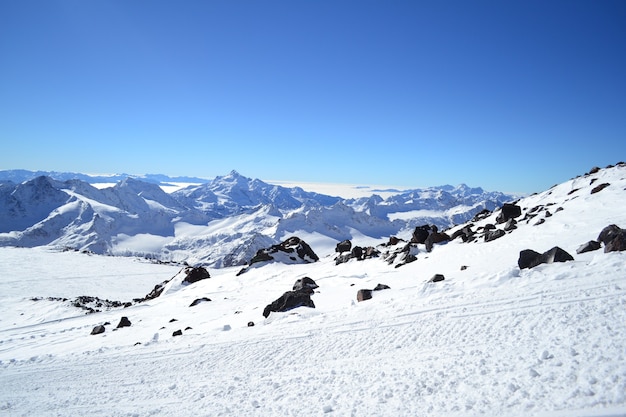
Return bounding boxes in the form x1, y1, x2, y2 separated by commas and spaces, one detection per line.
0, 169, 210, 186
0, 170, 513, 267
1, 163, 625, 416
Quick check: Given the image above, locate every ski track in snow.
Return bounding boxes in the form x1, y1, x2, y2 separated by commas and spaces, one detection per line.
1, 255, 625, 417
1, 165, 626, 416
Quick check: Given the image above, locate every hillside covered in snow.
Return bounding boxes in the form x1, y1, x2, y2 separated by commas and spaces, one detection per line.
0, 170, 512, 267
0, 163, 625, 416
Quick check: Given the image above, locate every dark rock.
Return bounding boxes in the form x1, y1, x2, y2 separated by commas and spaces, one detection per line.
335, 253, 352, 265
576, 240, 601, 254
534, 218, 545, 226
251, 236, 319, 266
356, 289, 373, 302
411, 225, 431, 244
451, 225, 475, 242
91, 325, 106, 335
169, 318, 178, 323
429, 274, 445, 282
142, 281, 169, 301
425, 232, 450, 253
503, 219, 517, 231
335, 240, 352, 253
189, 297, 212, 307
172, 330, 183, 337
591, 183, 610, 194
248, 321, 255, 327
183, 266, 211, 284
363, 246, 380, 259
460, 265, 468, 270
484, 229, 505, 242
541, 246, 574, 264
394, 254, 416, 268
351, 246, 364, 260
605, 231, 626, 253
588, 166, 601, 175
598, 224, 623, 246
496, 203, 522, 224
518, 249, 543, 269
472, 209, 492, 222
518, 247, 574, 269
185, 326, 193, 331
483, 224, 496, 231
116, 316, 131, 328
293, 277, 319, 293
387, 236, 402, 246
263, 288, 316, 318
373, 283, 390, 291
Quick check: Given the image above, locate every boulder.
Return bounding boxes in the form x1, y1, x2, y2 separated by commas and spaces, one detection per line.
336, 245, 380, 265
484, 229, 505, 242
576, 240, 601, 254
335, 240, 352, 253
590, 183, 610, 194
518, 249, 543, 269
263, 290, 315, 317
182, 266, 210, 284
518, 246, 574, 269
605, 231, 626, 253
357, 283, 390, 302
598, 224, 623, 246
472, 209, 492, 222
373, 283, 390, 291
429, 274, 445, 283
411, 225, 431, 244
363, 246, 380, 259
293, 277, 319, 293
503, 219, 517, 231
451, 225, 475, 242
335, 253, 352, 265
356, 289, 373, 302
189, 297, 212, 307
496, 203, 522, 224
263, 277, 319, 318
425, 232, 450, 253
91, 325, 106, 335
239, 237, 319, 275
351, 246, 364, 260
116, 316, 131, 328
542, 246, 574, 264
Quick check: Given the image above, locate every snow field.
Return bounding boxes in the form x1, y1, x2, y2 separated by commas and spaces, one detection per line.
1, 165, 626, 416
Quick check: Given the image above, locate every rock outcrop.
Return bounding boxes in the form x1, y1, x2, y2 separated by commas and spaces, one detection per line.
263, 277, 319, 318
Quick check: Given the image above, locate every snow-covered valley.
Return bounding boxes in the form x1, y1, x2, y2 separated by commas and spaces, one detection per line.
1, 164, 626, 416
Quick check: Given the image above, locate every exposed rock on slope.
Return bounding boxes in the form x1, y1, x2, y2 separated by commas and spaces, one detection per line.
237, 237, 319, 275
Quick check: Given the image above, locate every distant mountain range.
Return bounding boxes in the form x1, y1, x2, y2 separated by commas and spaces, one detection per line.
0, 169, 515, 267
0, 169, 210, 185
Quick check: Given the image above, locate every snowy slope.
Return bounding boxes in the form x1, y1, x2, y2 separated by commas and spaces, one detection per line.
0, 164, 625, 416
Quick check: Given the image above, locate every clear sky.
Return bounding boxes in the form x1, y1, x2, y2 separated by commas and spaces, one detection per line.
1, 0, 625, 194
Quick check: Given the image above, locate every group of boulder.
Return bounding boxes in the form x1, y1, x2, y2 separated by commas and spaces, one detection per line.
334, 239, 380, 265
237, 236, 319, 275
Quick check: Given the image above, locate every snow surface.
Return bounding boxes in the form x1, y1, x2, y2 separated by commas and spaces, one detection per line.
1, 165, 626, 416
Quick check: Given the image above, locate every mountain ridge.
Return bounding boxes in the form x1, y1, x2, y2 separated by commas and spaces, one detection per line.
1, 169, 516, 267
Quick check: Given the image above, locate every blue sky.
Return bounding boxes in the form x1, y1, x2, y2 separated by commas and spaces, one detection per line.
1, 0, 625, 193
